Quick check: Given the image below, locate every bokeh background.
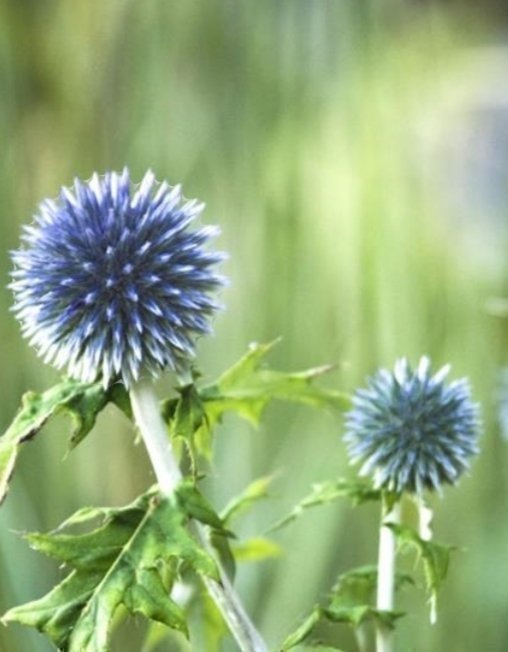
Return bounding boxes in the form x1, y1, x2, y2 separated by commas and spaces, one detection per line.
1, 1, 508, 650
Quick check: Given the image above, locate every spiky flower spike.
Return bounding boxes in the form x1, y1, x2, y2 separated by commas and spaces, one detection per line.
344, 357, 480, 495
10, 169, 225, 388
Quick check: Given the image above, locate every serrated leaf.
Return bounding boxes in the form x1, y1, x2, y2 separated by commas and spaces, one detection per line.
281, 607, 322, 650
207, 475, 276, 581
3, 487, 219, 651
0, 378, 113, 505
175, 479, 228, 533
200, 341, 350, 425
330, 566, 377, 609
106, 383, 132, 420
231, 537, 282, 562
329, 565, 413, 611
63, 383, 112, 448
164, 383, 207, 470
389, 523, 455, 620
270, 480, 381, 532
221, 475, 274, 525
282, 602, 403, 651
281, 565, 409, 651
175, 479, 236, 581
162, 341, 350, 462
323, 605, 403, 629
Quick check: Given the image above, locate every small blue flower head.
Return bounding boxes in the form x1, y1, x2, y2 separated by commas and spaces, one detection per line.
344, 357, 480, 495
10, 169, 226, 388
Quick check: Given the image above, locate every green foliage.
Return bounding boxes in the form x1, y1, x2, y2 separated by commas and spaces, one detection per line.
221, 475, 274, 525
280, 566, 407, 650
389, 523, 455, 620
0, 340, 343, 508
281, 604, 402, 650
162, 341, 350, 462
231, 537, 282, 562
207, 475, 277, 583
1, 342, 343, 650
281, 610, 322, 650
271, 479, 381, 532
329, 565, 413, 612
164, 382, 207, 469
303, 647, 347, 652
2, 484, 221, 652
200, 340, 349, 418
0, 378, 116, 504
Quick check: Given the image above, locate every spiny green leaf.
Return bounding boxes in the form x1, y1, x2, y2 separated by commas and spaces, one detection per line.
163, 383, 207, 469
389, 523, 455, 620
221, 475, 274, 525
63, 383, 111, 448
175, 479, 228, 533
0, 378, 113, 505
281, 603, 403, 650
329, 566, 377, 612
329, 565, 413, 611
177, 479, 237, 582
270, 479, 381, 532
200, 340, 350, 426
281, 608, 322, 650
208, 475, 276, 581
281, 565, 409, 650
323, 605, 403, 629
3, 487, 219, 651
162, 341, 350, 462
106, 383, 132, 420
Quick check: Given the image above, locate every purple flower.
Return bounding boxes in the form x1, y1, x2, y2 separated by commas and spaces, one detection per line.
11, 169, 226, 387
344, 358, 480, 494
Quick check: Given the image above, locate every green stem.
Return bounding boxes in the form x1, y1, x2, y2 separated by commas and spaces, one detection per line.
376, 499, 401, 652
130, 378, 268, 652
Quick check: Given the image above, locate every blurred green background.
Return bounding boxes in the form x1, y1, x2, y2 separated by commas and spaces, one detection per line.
1, 1, 508, 651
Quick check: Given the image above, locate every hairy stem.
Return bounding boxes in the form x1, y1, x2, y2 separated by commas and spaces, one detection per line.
376, 499, 401, 652
130, 378, 268, 652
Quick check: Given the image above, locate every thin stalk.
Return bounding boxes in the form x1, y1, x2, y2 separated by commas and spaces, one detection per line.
376, 499, 401, 652
130, 378, 268, 652
418, 498, 437, 624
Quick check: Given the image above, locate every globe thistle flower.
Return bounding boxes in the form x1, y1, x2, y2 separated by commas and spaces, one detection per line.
10, 169, 226, 388
344, 357, 480, 495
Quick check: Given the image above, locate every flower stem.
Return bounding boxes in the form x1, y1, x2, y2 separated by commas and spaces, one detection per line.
376, 499, 401, 652
130, 378, 268, 652
418, 498, 437, 624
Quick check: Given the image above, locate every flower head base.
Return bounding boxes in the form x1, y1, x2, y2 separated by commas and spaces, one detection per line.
344, 358, 480, 495
11, 169, 226, 388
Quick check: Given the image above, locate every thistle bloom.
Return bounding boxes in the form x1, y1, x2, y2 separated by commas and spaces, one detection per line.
10, 169, 225, 388
344, 357, 480, 494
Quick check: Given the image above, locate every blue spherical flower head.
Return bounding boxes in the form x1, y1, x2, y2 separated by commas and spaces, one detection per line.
344, 358, 480, 495
10, 169, 226, 388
